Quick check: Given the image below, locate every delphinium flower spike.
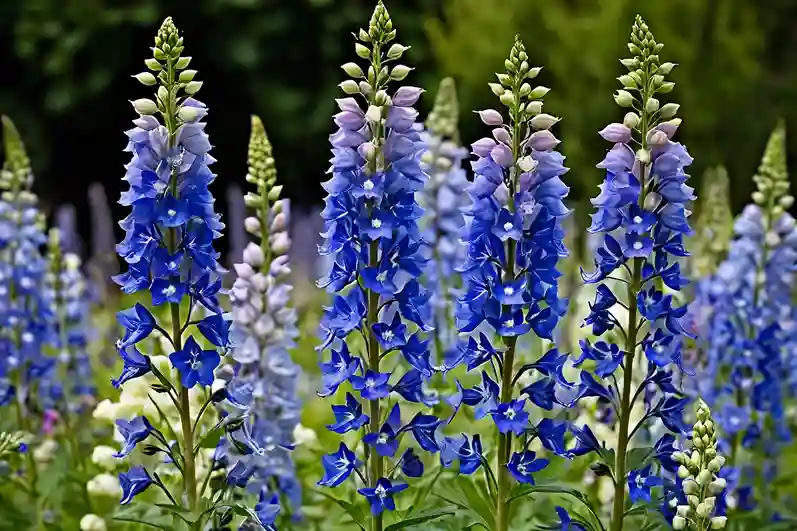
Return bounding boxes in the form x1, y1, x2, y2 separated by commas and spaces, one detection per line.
112, 17, 261, 528
225, 114, 302, 519
452, 36, 571, 531
694, 122, 797, 521
690, 167, 733, 280
418, 77, 468, 363
317, 2, 437, 530
573, 16, 695, 531
0, 116, 50, 522
671, 400, 727, 530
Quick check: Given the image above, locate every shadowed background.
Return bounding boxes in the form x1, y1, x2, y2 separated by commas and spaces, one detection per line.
1, 0, 796, 261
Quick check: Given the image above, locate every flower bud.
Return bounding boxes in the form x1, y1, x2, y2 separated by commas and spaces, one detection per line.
660, 103, 680, 119
144, 58, 162, 71
478, 109, 504, 126
390, 65, 412, 81
355, 43, 370, 59
529, 130, 560, 151
696, 470, 713, 487
80, 514, 107, 531
489, 83, 505, 97
177, 106, 200, 122
131, 98, 158, 115
645, 97, 660, 113
341, 62, 364, 78
707, 457, 724, 472
780, 195, 794, 209
710, 516, 727, 529
677, 465, 691, 479
272, 233, 291, 255
243, 242, 265, 268
672, 516, 686, 530
529, 86, 550, 99
688, 495, 700, 507
244, 216, 261, 234
599, 123, 632, 144
271, 212, 287, 232
614, 90, 634, 107
518, 156, 538, 173
623, 112, 640, 129
526, 100, 543, 115
682, 479, 699, 495
366, 105, 383, 123
339, 80, 360, 95
133, 72, 157, 86
386, 43, 408, 60
696, 502, 711, 518
499, 91, 515, 106
184, 81, 203, 95
530, 113, 559, 130
179, 69, 198, 83
658, 62, 676, 75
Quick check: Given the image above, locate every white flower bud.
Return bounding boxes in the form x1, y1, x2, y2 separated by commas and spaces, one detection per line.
518, 156, 538, 173
696, 502, 711, 518
676, 506, 690, 518
244, 216, 261, 234
688, 495, 700, 507
645, 97, 660, 113
499, 91, 515, 106
339, 80, 360, 95
293, 423, 318, 446
660, 103, 680, 119
478, 109, 504, 126
488, 83, 505, 97
387, 43, 408, 60
80, 514, 107, 531
355, 43, 370, 59
708, 457, 724, 473
133, 72, 157, 86
526, 100, 543, 115
780, 195, 794, 209
672, 516, 686, 530
131, 98, 158, 115
658, 62, 676, 75
623, 112, 640, 129
677, 465, 691, 479
614, 90, 634, 107
243, 242, 265, 268
529, 86, 550, 99
683, 479, 699, 495
696, 470, 713, 486
179, 69, 198, 83
710, 477, 726, 494
710, 516, 727, 529
271, 233, 291, 255
366, 105, 383, 123
271, 212, 287, 232
34, 439, 58, 463
530, 113, 559, 130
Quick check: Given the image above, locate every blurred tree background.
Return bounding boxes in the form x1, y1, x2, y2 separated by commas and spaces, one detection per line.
1, 0, 796, 257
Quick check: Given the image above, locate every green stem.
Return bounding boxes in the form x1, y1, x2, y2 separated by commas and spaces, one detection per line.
367, 240, 383, 531
495, 336, 517, 531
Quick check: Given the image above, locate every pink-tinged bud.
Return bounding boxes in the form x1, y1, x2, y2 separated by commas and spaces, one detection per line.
656, 118, 681, 139
490, 143, 514, 167
336, 97, 362, 113
478, 109, 504, 126
529, 130, 560, 151
392, 86, 424, 107
493, 127, 511, 146
647, 129, 669, 147
599, 123, 632, 143
495, 183, 510, 205
472, 137, 497, 157
233, 263, 255, 280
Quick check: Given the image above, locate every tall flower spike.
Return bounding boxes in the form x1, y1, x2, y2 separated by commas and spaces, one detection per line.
671, 400, 727, 530
418, 78, 468, 363
317, 3, 434, 530
692, 122, 797, 521
452, 35, 571, 531
0, 115, 50, 523
113, 17, 260, 527
691, 167, 733, 277
226, 114, 303, 518
574, 16, 696, 531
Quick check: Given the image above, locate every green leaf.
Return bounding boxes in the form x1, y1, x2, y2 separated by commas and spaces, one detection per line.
313, 489, 368, 531
195, 424, 224, 451
384, 506, 457, 531
508, 485, 605, 531
407, 468, 443, 516
626, 447, 655, 471
155, 504, 195, 524
112, 517, 174, 530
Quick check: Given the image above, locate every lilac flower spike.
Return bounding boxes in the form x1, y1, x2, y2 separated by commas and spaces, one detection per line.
316, 3, 439, 530
450, 36, 571, 531
571, 16, 695, 531
112, 17, 261, 527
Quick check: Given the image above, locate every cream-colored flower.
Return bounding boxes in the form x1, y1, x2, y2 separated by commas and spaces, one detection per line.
87, 473, 121, 497
93, 399, 118, 423
79, 514, 107, 531
292, 423, 318, 446
33, 439, 58, 463
91, 445, 119, 470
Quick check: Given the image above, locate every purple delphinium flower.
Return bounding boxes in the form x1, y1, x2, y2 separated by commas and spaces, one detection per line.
570, 17, 696, 529
314, 1, 437, 521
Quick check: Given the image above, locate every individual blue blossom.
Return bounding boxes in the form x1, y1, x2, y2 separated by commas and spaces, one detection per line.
571, 17, 695, 530
400, 449, 424, 478
507, 451, 549, 484
627, 465, 663, 503
457, 434, 483, 474
113, 17, 258, 524
491, 399, 529, 436
315, 2, 437, 522
119, 466, 153, 505
328, 393, 370, 434
113, 416, 157, 458
553, 507, 588, 531
358, 478, 408, 516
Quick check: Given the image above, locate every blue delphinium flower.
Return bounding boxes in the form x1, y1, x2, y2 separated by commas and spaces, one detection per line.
691, 122, 797, 520
570, 17, 695, 531
316, 2, 440, 528
417, 78, 468, 363
449, 36, 571, 531
112, 17, 260, 527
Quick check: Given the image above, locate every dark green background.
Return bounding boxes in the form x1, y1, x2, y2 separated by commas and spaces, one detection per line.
1, 0, 796, 253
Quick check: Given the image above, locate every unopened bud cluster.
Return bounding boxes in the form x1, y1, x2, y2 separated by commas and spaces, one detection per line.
751, 121, 793, 215
671, 400, 727, 530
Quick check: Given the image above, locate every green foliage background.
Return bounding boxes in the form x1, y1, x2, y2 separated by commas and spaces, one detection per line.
1, 0, 796, 231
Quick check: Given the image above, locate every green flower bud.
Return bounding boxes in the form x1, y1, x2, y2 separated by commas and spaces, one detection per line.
157, 85, 169, 104
645, 97, 660, 113
696, 502, 711, 518
710, 517, 727, 529
175, 56, 191, 69
526, 66, 542, 79
179, 70, 198, 83
780, 195, 794, 209
623, 112, 640, 128
614, 90, 634, 107
658, 62, 676, 75
145, 58, 162, 71
390, 65, 412, 81
341, 62, 364, 78
496, 73, 512, 86
677, 465, 691, 479
658, 82, 675, 93
682, 479, 699, 495
131, 98, 159, 115
355, 43, 371, 59
340, 80, 360, 94
618, 74, 636, 88
530, 113, 559, 130
696, 470, 713, 487
177, 106, 199, 122
386, 43, 408, 60
672, 516, 686, 530
499, 91, 515, 106
133, 72, 158, 86
660, 103, 679, 119
184, 81, 202, 95
267, 185, 283, 202
526, 100, 543, 115
688, 495, 700, 508
529, 86, 550, 99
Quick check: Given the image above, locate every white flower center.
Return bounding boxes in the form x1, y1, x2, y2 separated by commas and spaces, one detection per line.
372, 219, 382, 229
503, 222, 513, 231
365, 378, 376, 388
517, 464, 527, 475
377, 434, 388, 444
503, 287, 514, 296
162, 284, 177, 297
375, 485, 388, 499
505, 408, 516, 420
503, 319, 514, 328
655, 345, 665, 354
383, 330, 394, 341
635, 474, 646, 488
633, 215, 643, 224
168, 261, 177, 269
376, 271, 388, 282
364, 180, 375, 191
167, 209, 177, 217
633, 241, 643, 250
